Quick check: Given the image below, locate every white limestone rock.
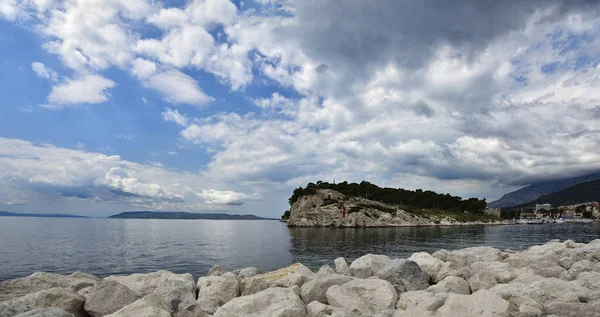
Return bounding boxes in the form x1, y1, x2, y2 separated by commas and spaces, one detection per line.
212, 287, 306, 317
375, 259, 430, 293
301, 273, 355, 304
426, 276, 470, 295
83, 279, 140, 317
349, 254, 391, 278
407, 252, 443, 278
0, 287, 86, 317
13, 308, 74, 317
334, 257, 351, 276
326, 278, 398, 315
196, 272, 240, 314
104, 294, 171, 317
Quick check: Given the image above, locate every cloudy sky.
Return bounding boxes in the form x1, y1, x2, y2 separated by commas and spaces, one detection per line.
1, 0, 600, 217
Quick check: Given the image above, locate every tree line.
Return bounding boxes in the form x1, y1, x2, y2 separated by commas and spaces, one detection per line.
288, 181, 487, 214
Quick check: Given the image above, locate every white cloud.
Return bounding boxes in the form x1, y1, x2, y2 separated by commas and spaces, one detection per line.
198, 189, 261, 205
162, 108, 189, 126
116, 134, 136, 141
45, 74, 115, 108
146, 70, 212, 106
31, 62, 58, 81
130, 58, 157, 79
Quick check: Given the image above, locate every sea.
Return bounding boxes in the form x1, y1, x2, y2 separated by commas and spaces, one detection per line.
0, 217, 599, 281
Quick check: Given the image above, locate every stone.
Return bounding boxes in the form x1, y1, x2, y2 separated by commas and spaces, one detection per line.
0, 287, 86, 317
446, 247, 503, 266
13, 308, 74, 317
558, 257, 575, 270
395, 291, 447, 317
197, 272, 240, 314
375, 259, 430, 293
241, 278, 268, 296
432, 261, 470, 283
334, 257, 351, 276
431, 249, 449, 262
0, 272, 98, 302
426, 276, 470, 295
503, 253, 565, 278
407, 252, 443, 279
306, 301, 361, 317
234, 267, 262, 279
326, 279, 398, 315
435, 289, 513, 317
174, 302, 209, 317
576, 271, 600, 290
561, 260, 596, 281
106, 270, 195, 297
212, 287, 306, 317
467, 261, 518, 292
349, 254, 391, 278
317, 265, 336, 275
208, 265, 227, 276
301, 273, 354, 304
83, 279, 140, 317
152, 276, 197, 313
104, 294, 171, 317
467, 271, 498, 292
242, 263, 314, 291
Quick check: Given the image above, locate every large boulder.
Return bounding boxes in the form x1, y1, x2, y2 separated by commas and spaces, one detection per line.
106, 271, 194, 297
426, 276, 470, 295
207, 265, 227, 277
104, 294, 171, 317
242, 263, 313, 291
152, 277, 197, 313
349, 254, 391, 278
301, 273, 354, 304
326, 279, 397, 315
432, 261, 470, 283
83, 279, 140, 317
13, 308, 74, 317
394, 291, 447, 317
212, 287, 306, 317
446, 247, 502, 266
466, 261, 518, 292
306, 301, 361, 317
0, 287, 86, 317
241, 278, 268, 296
503, 253, 565, 278
0, 272, 98, 302
407, 253, 443, 279
560, 260, 596, 281
576, 271, 600, 290
334, 258, 351, 276
375, 259, 429, 293
317, 265, 336, 275
196, 272, 240, 315
434, 289, 514, 317
174, 302, 209, 317
234, 267, 262, 279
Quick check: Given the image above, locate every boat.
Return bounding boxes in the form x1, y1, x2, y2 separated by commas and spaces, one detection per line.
555, 218, 565, 224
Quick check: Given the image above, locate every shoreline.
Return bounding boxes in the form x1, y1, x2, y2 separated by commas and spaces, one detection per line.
2, 239, 599, 316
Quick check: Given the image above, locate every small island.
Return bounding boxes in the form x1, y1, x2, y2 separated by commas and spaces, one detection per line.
108, 211, 277, 220
282, 181, 500, 227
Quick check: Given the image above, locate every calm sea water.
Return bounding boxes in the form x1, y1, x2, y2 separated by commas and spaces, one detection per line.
0, 217, 599, 281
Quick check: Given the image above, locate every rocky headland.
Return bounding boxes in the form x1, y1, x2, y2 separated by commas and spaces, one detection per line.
286, 189, 503, 227
2, 239, 600, 316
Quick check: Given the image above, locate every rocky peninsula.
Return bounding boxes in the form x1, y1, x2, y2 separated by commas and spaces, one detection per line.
286, 188, 502, 227
2, 239, 600, 316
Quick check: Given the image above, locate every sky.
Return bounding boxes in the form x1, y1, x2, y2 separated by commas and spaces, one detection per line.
1, 0, 600, 218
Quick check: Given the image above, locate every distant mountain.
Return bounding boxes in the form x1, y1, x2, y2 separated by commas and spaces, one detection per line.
515, 179, 600, 208
108, 211, 277, 220
0, 211, 89, 218
488, 172, 600, 208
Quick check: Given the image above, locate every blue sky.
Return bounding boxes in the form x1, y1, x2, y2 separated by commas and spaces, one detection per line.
1, 0, 600, 217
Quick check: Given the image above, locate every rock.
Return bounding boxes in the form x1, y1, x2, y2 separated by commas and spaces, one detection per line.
234, 267, 263, 279
576, 271, 600, 290
446, 247, 502, 266
83, 279, 140, 317
467, 270, 498, 292
0, 272, 98, 302
558, 257, 575, 270
334, 258, 351, 276
241, 278, 268, 296
242, 263, 314, 291
208, 265, 227, 276
375, 259, 429, 293
152, 276, 197, 313
426, 276, 470, 295
326, 279, 398, 315
104, 294, 171, 317
431, 249, 449, 262
13, 308, 74, 317
301, 273, 355, 304
435, 289, 514, 317
317, 265, 336, 275
174, 302, 209, 317
503, 253, 565, 278
395, 291, 447, 317
467, 261, 518, 292
106, 270, 195, 297
197, 272, 240, 314
561, 260, 596, 281
306, 301, 360, 317
544, 300, 600, 317
432, 261, 470, 283
350, 254, 391, 278
213, 287, 306, 317
0, 287, 86, 317
407, 252, 443, 278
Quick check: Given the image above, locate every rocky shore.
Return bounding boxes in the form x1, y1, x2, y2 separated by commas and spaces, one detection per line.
2, 239, 600, 316
286, 189, 504, 227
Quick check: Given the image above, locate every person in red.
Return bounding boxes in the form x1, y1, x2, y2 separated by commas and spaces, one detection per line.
342, 206, 346, 218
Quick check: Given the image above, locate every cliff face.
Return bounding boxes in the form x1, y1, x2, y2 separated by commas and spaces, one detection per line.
287, 189, 445, 227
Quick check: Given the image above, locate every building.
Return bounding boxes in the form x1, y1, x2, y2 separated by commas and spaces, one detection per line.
484, 207, 501, 218
535, 204, 551, 212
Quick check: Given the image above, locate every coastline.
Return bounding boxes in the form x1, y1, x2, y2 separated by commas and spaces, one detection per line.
2, 239, 599, 316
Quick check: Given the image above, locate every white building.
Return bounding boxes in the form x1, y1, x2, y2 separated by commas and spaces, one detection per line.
535, 204, 551, 211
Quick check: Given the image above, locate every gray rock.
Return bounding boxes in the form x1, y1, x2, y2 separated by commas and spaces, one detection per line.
432, 261, 470, 283
0, 272, 98, 302
395, 290, 447, 317
106, 270, 195, 297
431, 249, 449, 262
234, 267, 262, 279
174, 302, 209, 317
301, 273, 354, 304
576, 271, 600, 290
467, 261, 518, 292
152, 276, 197, 313
83, 279, 140, 317
407, 252, 443, 279
426, 276, 470, 295
349, 254, 391, 278
435, 289, 513, 317
213, 287, 306, 317
0, 287, 86, 317
446, 247, 503, 266
375, 259, 429, 293
306, 301, 361, 317
241, 263, 313, 291
326, 278, 398, 315
317, 265, 336, 275
558, 257, 575, 270
13, 308, 74, 317
104, 294, 171, 317
208, 265, 227, 277
467, 270, 498, 292
334, 257, 351, 276
197, 272, 240, 314
241, 278, 268, 296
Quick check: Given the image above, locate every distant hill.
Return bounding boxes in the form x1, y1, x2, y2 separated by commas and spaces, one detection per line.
488, 172, 600, 208
0, 211, 89, 218
108, 211, 277, 220
515, 179, 600, 208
